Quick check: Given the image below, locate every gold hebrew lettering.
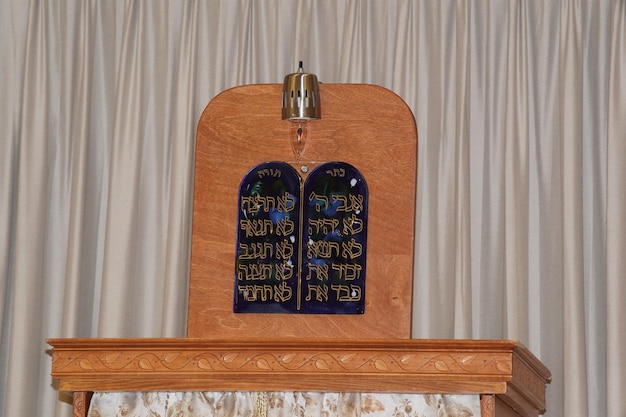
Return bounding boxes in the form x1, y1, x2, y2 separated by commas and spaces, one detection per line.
341, 238, 363, 259
306, 283, 329, 302
276, 261, 294, 281
325, 168, 345, 177
309, 192, 329, 212
308, 218, 339, 235
306, 263, 329, 281
258, 168, 281, 178
238, 242, 273, 260
331, 284, 362, 302
240, 219, 274, 237
342, 214, 364, 235
238, 263, 273, 281
273, 281, 292, 302
275, 217, 295, 236
348, 194, 364, 213
332, 263, 362, 281
238, 284, 273, 302
331, 193, 364, 213
275, 239, 294, 260
307, 240, 340, 259
240, 195, 276, 213
276, 192, 296, 212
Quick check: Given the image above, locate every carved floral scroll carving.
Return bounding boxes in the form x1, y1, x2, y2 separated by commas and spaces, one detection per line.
54, 349, 512, 376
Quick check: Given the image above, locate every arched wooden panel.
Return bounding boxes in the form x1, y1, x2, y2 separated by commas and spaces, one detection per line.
187, 84, 417, 339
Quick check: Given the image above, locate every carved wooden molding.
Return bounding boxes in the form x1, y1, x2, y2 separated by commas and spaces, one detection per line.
49, 337, 550, 416
52, 344, 512, 376
72, 391, 91, 417
500, 353, 550, 415
480, 394, 495, 417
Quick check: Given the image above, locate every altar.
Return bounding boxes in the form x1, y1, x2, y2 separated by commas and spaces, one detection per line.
49, 78, 550, 417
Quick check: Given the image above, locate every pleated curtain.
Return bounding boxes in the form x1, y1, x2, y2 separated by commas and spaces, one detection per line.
0, 1, 624, 416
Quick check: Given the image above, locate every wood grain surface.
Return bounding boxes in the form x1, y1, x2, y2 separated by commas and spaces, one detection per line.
187, 84, 417, 339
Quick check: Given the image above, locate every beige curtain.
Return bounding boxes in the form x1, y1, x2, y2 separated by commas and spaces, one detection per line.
1, 1, 624, 416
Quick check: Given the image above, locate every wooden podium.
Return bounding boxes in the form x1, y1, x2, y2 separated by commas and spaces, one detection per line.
49, 84, 550, 417
49, 338, 550, 417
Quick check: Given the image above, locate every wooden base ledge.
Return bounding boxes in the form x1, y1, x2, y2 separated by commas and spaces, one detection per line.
49, 338, 550, 416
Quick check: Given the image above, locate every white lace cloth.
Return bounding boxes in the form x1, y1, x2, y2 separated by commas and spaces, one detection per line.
87, 392, 480, 417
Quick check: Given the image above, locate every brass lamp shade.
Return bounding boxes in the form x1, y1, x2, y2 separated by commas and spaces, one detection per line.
282, 62, 321, 122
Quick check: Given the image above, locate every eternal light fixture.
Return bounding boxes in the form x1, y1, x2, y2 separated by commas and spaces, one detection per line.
282, 61, 321, 160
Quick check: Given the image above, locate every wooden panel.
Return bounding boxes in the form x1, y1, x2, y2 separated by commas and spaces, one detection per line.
187, 84, 417, 339
495, 396, 524, 417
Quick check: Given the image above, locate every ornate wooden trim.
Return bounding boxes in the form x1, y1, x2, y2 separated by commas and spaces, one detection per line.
480, 394, 495, 417
497, 352, 550, 416
49, 338, 550, 415
72, 391, 92, 417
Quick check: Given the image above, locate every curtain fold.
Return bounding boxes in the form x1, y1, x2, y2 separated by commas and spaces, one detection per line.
1, 1, 624, 416
605, 2, 626, 416
558, 1, 587, 415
